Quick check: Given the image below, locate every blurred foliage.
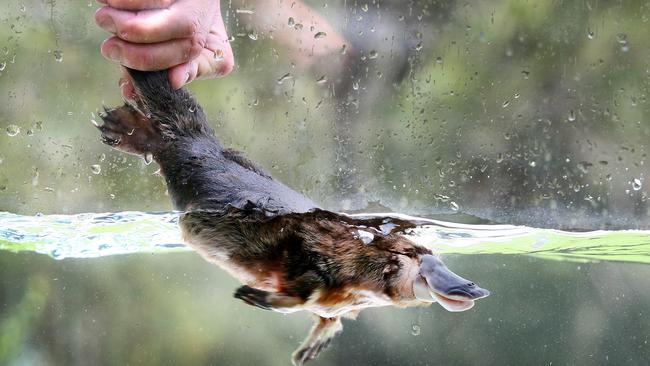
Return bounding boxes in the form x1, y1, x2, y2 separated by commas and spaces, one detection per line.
1, 0, 650, 365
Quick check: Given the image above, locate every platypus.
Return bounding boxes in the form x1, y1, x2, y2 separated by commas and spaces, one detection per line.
96, 69, 489, 365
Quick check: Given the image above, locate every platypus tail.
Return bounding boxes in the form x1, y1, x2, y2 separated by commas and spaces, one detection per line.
97, 68, 214, 156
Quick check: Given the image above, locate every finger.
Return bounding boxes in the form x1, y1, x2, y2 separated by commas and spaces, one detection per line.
167, 44, 234, 89
167, 29, 235, 89
100, 36, 203, 71
100, 0, 175, 11
95, 6, 206, 44
118, 69, 137, 101
168, 59, 197, 89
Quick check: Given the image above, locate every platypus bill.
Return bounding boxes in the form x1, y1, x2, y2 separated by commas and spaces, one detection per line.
96, 68, 489, 365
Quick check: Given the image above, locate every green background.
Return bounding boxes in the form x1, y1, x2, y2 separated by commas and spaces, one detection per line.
1, 1, 649, 365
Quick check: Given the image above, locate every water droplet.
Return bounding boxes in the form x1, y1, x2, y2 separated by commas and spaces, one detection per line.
414, 42, 422, 51
352, 81, 359, 90
521, 70, 530, 79
411, 324, 421, 336
435, 56, 443, 64
450, 201, 460, 211
189, 105, 196, 113
288, 17, 295, 26
143, 153, 153, 165
54, 50, 63, 62
6, 124, 20, 136
361, 3, 369, 12
213, 48, 224, 61
294, 23, 303, 30
587, 29, 595, 39
616, 33, 629, 52
567, 110, 576, 122
248, 32, 258, 40
0, 62, 5, 71
529, 161, 536, 167
632, 178, 642, 191
316, 75, 327, 84
235, 8, 254, 14
368, 50, 378, 59
502, 100, 510, 108
51, 248, 63, 259
91, 164, 101, 174
314, 31, 327, 39
577, 161, 592, 174
277, 73, 292, 84
340, 44, 347, 55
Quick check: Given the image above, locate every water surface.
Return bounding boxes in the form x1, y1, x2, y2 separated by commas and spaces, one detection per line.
2, 211, 649, 264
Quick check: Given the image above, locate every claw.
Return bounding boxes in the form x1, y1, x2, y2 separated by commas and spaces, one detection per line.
234, 286, 272, 310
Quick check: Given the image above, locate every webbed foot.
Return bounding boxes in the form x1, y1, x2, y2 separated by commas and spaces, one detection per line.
96, 104, 166, 156
292, 317, 342, 366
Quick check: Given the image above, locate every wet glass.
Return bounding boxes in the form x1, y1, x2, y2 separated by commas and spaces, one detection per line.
1, 0, 650, 365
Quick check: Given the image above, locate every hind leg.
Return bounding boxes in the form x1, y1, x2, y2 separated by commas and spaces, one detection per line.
96, 104, 167, 156
292, 316, 343, 366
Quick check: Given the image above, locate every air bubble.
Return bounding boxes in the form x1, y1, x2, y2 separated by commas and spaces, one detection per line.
632, 178, 642, 191
54, 50, 63, 62
368, 50, 378, 59
91, 164, 101, 174
450, 202, 460, 211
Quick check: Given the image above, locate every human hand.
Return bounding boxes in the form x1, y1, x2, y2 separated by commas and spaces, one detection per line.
95, 0, 234, 99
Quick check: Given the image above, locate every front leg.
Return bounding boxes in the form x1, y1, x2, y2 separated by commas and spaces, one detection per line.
234, 285, 303, 312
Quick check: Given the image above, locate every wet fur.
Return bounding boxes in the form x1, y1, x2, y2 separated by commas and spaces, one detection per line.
98, 69, 434, 365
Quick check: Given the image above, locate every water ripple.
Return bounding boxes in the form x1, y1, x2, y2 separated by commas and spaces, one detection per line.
1, 211, 650, 264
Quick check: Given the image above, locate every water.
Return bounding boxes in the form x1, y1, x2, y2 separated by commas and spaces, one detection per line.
1, 211, 650, 264
2, 211, 649, 365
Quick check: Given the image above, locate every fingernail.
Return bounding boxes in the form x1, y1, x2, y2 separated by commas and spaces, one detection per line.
99, 16, 117, 34
106, 45, 120, 62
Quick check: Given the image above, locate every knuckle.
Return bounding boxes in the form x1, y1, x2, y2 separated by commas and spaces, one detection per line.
127, 50, 157, 70
187, 34, 206, 58
184, 19, 200, 37
119, 20, 143, 41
